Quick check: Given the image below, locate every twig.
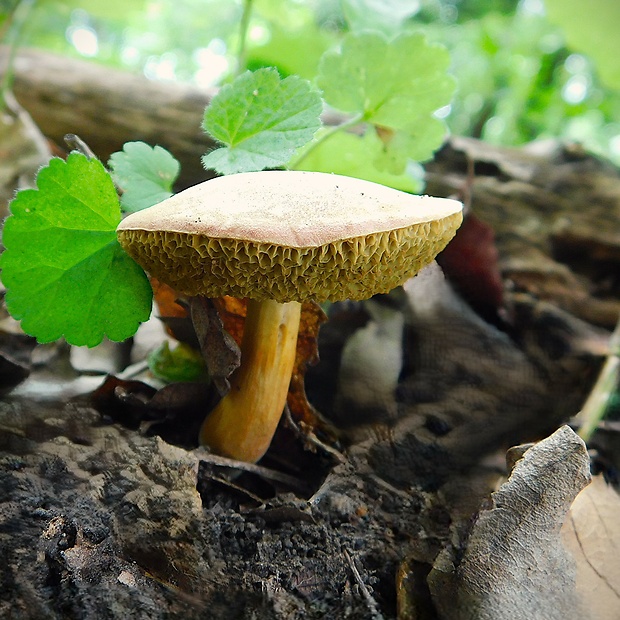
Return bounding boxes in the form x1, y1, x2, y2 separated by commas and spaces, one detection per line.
64, 133, 98, 159
283, 404, 346, 464
344, 549, 385, 620
192, 447, 308, 492
235, 0, 253, 76
1, 0, 37, 111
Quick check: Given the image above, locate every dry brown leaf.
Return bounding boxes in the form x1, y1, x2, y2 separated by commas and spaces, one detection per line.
287, 300, 328, 427
437, 210, 503, 311
428, 425, 591, 620
562, 475, 620, 620
151, 277, 189, 319
190, 297, 241, 395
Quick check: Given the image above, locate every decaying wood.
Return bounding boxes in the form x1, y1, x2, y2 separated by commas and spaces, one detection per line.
426, 137, 620, 328
3, 47, 217, 188
0, 91, 50, 206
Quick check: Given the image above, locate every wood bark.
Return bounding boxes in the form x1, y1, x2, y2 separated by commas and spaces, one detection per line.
4, 47, 217, 188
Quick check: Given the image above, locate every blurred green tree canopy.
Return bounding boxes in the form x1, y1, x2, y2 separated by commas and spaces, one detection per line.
3, 0, 620, 164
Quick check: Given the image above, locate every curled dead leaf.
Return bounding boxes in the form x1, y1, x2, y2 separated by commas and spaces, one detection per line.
437, 210, 503, 312
561, 475, 620, 620
428, 425, 591, 620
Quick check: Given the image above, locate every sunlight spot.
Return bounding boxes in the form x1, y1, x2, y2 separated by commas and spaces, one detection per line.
248, 24, 270, 45
194, 39, 229, 87
144, 52, 178, 81
562, 75, 589, 105
67, 26, 98, 57
121, 45, 140, 66
434, 104, 452, 119
518, 0, 545, 16
609, 134, 620, 159
565, 54, 588, 74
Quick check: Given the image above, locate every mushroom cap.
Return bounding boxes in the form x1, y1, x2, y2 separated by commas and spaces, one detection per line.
117, 171, 463, 303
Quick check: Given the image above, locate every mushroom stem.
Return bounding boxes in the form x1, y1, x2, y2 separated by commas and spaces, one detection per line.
199, 298, 302, 462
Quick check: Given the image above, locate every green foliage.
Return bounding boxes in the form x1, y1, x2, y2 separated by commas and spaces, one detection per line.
545, 0, 620, 91
319, 32, 454, 128
109, 142, 180, 213
202, 67, 322, 174
294, 131, 422, 193
0, 154, 152, 347
247, 1, 337, 79
148, 341, 208, 383
300, 31, 454, 178
16, 0, 620, 165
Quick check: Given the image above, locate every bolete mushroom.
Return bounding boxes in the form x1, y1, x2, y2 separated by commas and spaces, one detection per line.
117, 171, 462, 462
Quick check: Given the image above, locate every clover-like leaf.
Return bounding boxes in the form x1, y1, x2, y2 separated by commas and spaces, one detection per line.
0, 153, 152, 347
109, 141, 180, 213
318, 31, 455, 130
315, 31, 455, 174
202, 67, 323, 174
373, 117, 448, 171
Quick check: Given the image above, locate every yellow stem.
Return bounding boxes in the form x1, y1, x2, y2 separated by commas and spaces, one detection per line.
199, 298, 302, 462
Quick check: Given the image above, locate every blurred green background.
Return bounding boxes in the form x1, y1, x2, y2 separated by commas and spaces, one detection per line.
2, 0, 619, 164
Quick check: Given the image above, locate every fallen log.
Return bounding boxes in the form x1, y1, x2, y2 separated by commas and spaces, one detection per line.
4, 47, 216, 187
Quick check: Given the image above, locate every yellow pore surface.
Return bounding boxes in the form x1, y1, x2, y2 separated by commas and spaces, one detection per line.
118, 213, 462, 302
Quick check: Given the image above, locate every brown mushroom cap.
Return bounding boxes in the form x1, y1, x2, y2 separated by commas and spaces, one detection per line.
117, 171, 463, 302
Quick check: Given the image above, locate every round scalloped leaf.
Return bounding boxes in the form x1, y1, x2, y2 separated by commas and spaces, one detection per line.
109, 141, 180, 213
0, 153, 152, 347
318, 31, 455, 128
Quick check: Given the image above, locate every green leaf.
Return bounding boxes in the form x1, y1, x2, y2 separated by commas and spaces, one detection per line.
148, 341, 208, 383
0, 153, 152, 347
372, 118, 448, 172
109, 142, 180, 213
318, 31, 455, 129
295, 130, 423, 193
202, 67, 323, 174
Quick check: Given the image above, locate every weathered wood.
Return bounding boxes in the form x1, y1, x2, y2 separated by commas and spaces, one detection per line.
4, 47, 217, 188
426, 137, 620, 328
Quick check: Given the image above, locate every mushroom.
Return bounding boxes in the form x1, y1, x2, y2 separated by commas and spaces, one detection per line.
117, 171, 463, 462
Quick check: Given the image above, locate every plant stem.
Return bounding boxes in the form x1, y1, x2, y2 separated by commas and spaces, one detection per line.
0, 0, 37, 112
288, 112, 365, 170
236, 0, 254, 76
577, 314, 620, 442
